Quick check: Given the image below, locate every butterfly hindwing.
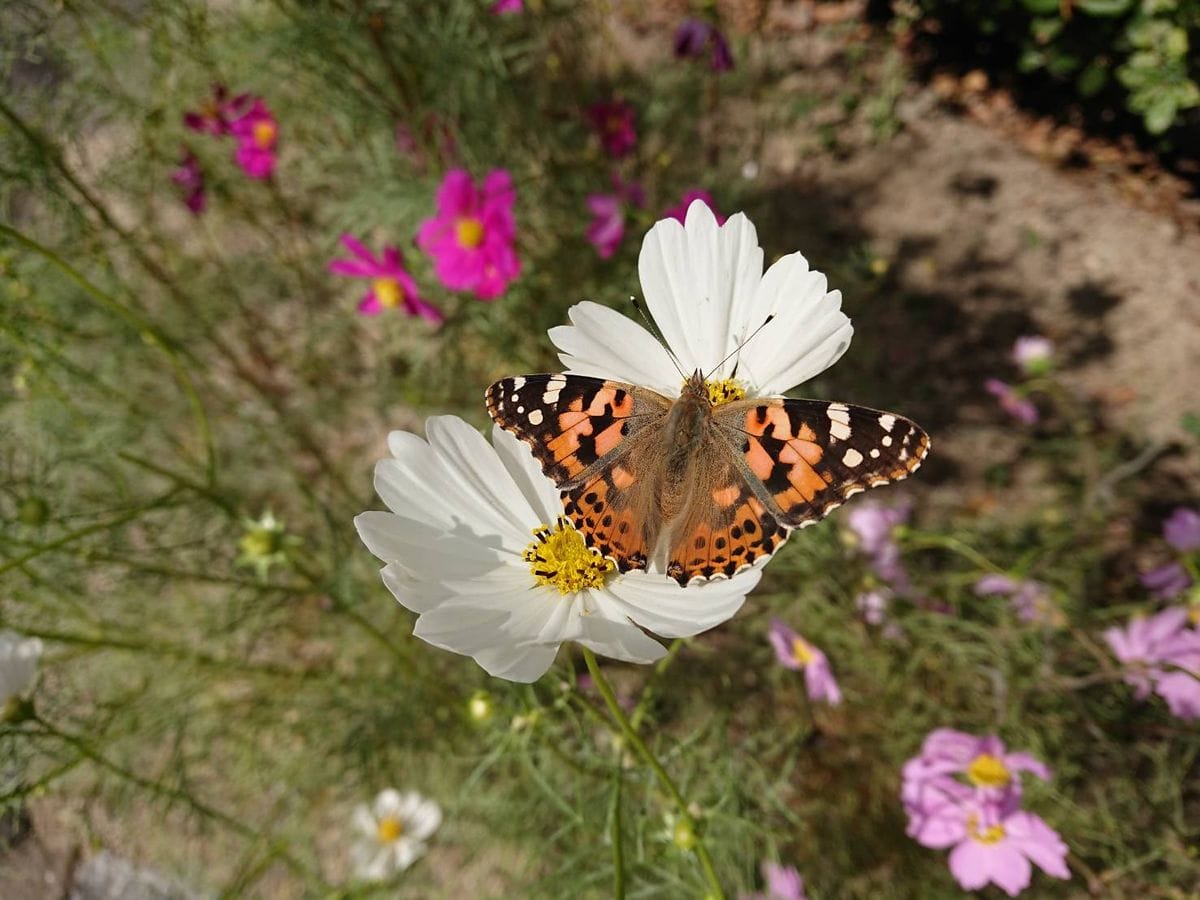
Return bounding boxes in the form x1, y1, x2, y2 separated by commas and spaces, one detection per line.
718, 397, 930, 529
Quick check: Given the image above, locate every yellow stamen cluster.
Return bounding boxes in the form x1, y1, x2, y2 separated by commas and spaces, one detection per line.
376, 815, 404, 844
455, 216, 485, 249
966, 813, 1006, 845
702, 377, 746, 407
791, 637, 815, 666
372, 276, 404, 309
524, 517, 614, 594
966, 753, 1011, 789
253, 120, 276, 149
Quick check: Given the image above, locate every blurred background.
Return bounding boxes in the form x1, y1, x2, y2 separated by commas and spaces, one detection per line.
2, 1, 1199, 897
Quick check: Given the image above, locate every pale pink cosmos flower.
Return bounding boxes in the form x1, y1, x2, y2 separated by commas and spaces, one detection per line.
767, 619, 842, 705
329, 235, 443, 323
228, 99, 279, 179
741, 860, 807, 900
910, 787, 1070, 897
1140, 562, 1192, 599
416, 169, 521, 300
985, 378, 1038, 425
1163, 507, 1200, 553
1104, 607, 1200, 719
974, 574, 1062, 626
1011, 335, 1053, 376
901, 729, 1051, 809
663, 189, 725, 225
847, 501, 912, 593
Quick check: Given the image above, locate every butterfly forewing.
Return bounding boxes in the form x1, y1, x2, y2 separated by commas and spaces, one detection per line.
716, 397, 930, 529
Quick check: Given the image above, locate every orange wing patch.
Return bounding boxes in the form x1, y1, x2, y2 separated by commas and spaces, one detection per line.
665, 490, 786, 585
563, 472, 650, 572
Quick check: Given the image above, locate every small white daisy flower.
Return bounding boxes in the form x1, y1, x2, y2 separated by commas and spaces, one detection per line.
350, 789, 442, 881
549, 198, 853, 401
0, 630, 43, 706
354, 416, 759, 683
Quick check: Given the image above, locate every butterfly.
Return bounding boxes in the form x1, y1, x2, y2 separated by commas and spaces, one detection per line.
486, 370, 929, 585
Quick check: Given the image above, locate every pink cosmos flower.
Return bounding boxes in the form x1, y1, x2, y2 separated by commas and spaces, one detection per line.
767, 619, 842, 706
1163, 507, 1200, 553
490, 0, 523, 13
985, 378, 1038, 425
1104, 607, 1200, 718
911, 788, 1070, 897
1012, 335, 1053, 376
847, 501, 912, 592
664, 189, 726, 226
184, 84, 251, 136
416, 169, 521, 300
741, 860, 807, 900
170, 149, 206, 215
856, 588, 890, 625
1140, 562, 1192, 599
329, 234, 443, 323
902, 729, 1051, 808
586, 100, 637, 158
974, 574, 1062, 626
586, 194, 625, 259
228, 99, 279, 180
674, 18, 734, 72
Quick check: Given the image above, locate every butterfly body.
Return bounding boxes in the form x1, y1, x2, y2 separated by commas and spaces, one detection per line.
487, 372, 928, 585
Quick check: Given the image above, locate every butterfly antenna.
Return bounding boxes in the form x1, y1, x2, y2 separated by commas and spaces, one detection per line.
629, 295, 688, 380
703, 314, 775, 382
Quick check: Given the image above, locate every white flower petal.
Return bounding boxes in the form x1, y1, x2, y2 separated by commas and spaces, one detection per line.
393, 838, 423, 871
491, 425, 561, 526
603, 569, 759, 638
408, 799, 442, 840
637, 201, 764, 378
373, 788, 404, 819
354, 511, 505, 578
412, 603, 517, 655
354, 845, 397, 882
474, 642, 560, 682
576, 612, 666, 664
549, 301, 681, 395
351, 804, 377, 839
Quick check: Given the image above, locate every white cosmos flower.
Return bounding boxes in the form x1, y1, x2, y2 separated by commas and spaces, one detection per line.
0, 631, 43, 705
354, 416, 759, 683
350, 789, 442, 881
549, 198, 853, 398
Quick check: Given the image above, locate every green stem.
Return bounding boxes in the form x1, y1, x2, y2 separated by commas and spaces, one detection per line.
582, 648, 725, 900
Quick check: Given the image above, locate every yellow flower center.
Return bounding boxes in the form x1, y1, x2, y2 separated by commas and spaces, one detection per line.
239, 528, 280, 559
455, 216, 484, 249
376, 815, 404, 844
966, 813, 1006, 845
791, 637, 815, 666
253, 120, 276, 148
966, 753, 1011, 789
372, 276, 404, 309
700, 377, 746, 407
523, 517, 614, 594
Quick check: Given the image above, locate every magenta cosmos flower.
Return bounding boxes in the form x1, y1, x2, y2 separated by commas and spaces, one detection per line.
586, 100, 637, 158
767, 619, 842, 705
416, 169, 521, 300
985, 378, 1038, 425
329, 235, 442, 323
586, 194, 625, 259
228, 99, 279, 180
490, 0, 522, 13
170, 149, 206, 215
910, 787, 1070, 897
741, 860, 807, 900
184, 84, 251, 136
663, 189, 725, 226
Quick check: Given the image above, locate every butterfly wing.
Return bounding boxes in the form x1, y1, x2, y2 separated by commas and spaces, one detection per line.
660, 397, 929, 586
486, 374, 670, 571
719, 397, 930, 527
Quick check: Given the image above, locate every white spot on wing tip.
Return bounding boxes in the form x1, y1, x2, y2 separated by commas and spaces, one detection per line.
878, 414, 896, 432
842, 448, 864, 467
527, 409, 544, 425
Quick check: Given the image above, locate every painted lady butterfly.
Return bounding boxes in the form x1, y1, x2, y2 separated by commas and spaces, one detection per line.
486, 370, 929, 585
